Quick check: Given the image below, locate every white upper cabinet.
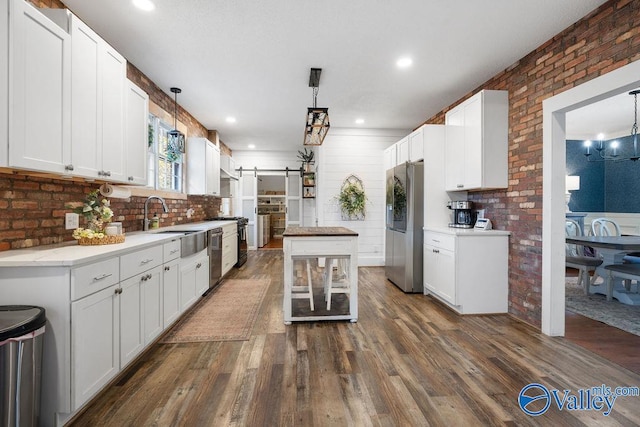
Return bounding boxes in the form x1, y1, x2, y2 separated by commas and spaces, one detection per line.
383, 145, 396, 171
186, 137, 221, 196
43, 10, 127, 182
444, 89, 508, 191
3, 0, 71, 173
396, 136, 409, 164
408, 126, 425, 162
124, 80, 149, 185
445, 90, 509, 191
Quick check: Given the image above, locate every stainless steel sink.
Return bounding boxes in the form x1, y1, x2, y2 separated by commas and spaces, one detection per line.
155, 230, 207, 257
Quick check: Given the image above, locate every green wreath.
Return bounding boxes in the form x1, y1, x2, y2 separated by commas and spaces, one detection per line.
339, 182, 367, 220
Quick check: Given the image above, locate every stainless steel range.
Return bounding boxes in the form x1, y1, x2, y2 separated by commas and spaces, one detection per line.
207, 216, 248, 267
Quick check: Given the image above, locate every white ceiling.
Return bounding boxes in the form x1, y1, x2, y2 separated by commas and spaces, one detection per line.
60, 0, 608, 152
566, 90, 640, 141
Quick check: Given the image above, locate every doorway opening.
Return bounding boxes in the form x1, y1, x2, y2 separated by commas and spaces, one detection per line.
542, 59, 640, 337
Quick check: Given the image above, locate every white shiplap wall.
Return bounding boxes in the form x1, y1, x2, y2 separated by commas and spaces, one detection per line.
318, 128, 408, 266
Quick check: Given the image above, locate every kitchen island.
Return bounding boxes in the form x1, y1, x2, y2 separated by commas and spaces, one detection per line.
282, 226, 358, 323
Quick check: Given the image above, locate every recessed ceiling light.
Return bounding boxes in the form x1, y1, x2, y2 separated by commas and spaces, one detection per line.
396, 57, 413, 69
248, 144, 256, 149
132, 0, 155, 11
226, 117, 236, 124
355, 118, 365, 125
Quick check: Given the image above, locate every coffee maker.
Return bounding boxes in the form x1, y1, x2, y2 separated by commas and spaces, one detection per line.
447, 200, 475, 228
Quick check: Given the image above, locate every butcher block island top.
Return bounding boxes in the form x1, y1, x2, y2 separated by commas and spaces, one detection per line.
282, 226, 359, 237
282, 226, 358, 323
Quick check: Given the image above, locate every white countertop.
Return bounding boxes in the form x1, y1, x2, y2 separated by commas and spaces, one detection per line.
0, 220, 236, 267
423, 226, 511, 236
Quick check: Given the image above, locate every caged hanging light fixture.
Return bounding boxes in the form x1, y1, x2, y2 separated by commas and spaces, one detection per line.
168, 87, 186, 153
304, 68, 330, 146
584, 90, 640, 162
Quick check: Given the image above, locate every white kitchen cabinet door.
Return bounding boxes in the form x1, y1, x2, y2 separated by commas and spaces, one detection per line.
444, 90, 508, 191
179, 257, 199, 312
125, 80, 149, 184
397, 136, 409, 164
119, 274, 144, 368
99, 44, 127, 182
383, 145, 396, 171
162, 258, 181, 328
51, 13, 126, 182
423, 243, 456, 305
7, 0, 71, 173
408, 127, 424, 162
195, 253, 210, 297
444, 106, 466, 191
142, 266, 163, 345
187, 137, 221, 195
71, 284, 119, 411
222, 232, 237, 277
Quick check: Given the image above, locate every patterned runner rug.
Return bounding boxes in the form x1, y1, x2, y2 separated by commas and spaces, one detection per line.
566, 276, 640, 336
161, 278, 270, 343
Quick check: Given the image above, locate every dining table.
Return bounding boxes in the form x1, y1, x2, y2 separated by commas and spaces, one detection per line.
565, 235, 640, 305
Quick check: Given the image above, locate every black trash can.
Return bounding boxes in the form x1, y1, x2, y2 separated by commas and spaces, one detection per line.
0, 306, 46, 427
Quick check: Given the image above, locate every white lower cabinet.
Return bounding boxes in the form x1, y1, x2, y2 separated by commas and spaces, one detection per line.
423, 229, 509, 314
119, 273, 144, 368
180, 249, 209, 312
222, 223, 238, 277
71, 284, 119, 411
0, 234, 216, 426
162, 258, 181, 328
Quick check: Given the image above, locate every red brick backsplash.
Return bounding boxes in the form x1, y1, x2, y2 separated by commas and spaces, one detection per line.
0, 172, 220, 251
422, 0, 640, 327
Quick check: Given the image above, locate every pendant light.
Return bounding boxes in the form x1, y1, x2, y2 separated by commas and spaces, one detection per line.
584, 89, 640, 162
304, 68, 330, 146
168, 87, 185, 153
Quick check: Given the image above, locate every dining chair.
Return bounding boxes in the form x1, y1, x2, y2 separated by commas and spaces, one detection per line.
565, 218, 602, 295
590, 218, 621, 237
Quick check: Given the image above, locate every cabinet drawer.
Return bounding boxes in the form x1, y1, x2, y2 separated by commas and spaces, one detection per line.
163, 239, 181, 262
121, 245, 163, 280
71, 257, 119, 301
424, 232, 455, 252
222, 223, 237, 236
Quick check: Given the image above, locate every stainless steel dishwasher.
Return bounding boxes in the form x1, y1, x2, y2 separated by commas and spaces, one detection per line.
208, 227, 224, 290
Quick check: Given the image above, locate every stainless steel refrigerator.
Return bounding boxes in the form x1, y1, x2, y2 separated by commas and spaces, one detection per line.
385, 161, 424, 292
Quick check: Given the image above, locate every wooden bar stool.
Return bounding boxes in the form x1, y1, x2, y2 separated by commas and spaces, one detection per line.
291, 258, 314, 311
323, 257, 350, 310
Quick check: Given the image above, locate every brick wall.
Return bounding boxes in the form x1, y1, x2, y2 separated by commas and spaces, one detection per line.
0, 172, 221, 251
422, 0, 640, 327
0, 0, 223, 251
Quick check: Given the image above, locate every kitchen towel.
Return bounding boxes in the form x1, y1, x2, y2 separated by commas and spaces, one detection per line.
99, 183, 131, 199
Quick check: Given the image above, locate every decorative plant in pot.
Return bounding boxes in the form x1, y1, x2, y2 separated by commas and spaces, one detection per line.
338, 175, 367, 221
67, 190, 121, 245
297, 147, 315, 172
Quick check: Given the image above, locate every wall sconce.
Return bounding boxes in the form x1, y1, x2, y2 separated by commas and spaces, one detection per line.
565, 175, 580, 212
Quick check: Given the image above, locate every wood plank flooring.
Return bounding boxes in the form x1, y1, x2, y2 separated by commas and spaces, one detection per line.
70, 251, 640, 426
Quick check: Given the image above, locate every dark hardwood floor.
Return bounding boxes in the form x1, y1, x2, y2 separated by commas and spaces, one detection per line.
70, 252, 640, 426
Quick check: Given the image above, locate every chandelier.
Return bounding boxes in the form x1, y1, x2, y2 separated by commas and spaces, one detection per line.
168, 87, 186, 153
304, 68, 330, 146
584, 89, 640, 162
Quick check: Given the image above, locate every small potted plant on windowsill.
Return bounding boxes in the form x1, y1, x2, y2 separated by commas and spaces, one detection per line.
297, 147, 315, 172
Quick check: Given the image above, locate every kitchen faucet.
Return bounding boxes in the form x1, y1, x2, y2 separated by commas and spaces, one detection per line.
143, 196, 169, 231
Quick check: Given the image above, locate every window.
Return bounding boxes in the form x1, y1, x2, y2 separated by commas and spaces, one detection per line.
148, 114, 183, 192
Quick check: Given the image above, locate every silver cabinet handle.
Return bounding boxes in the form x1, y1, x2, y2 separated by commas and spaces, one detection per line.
128, 176, 134, 181
170, 249, 179, 254
457, 184, 464, 188
65, 164, 74, 171
104, 171, 111, 177
164, 266, 170, 271
196, 263, 202, 269
140, 258, 153, 264
115, 287, 122, 295
432, 249, 439, 253
93, 273, 112, 281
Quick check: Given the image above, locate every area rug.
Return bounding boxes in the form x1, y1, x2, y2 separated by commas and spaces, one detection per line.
565, 276, 640, 336
161, 278, 270, 343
